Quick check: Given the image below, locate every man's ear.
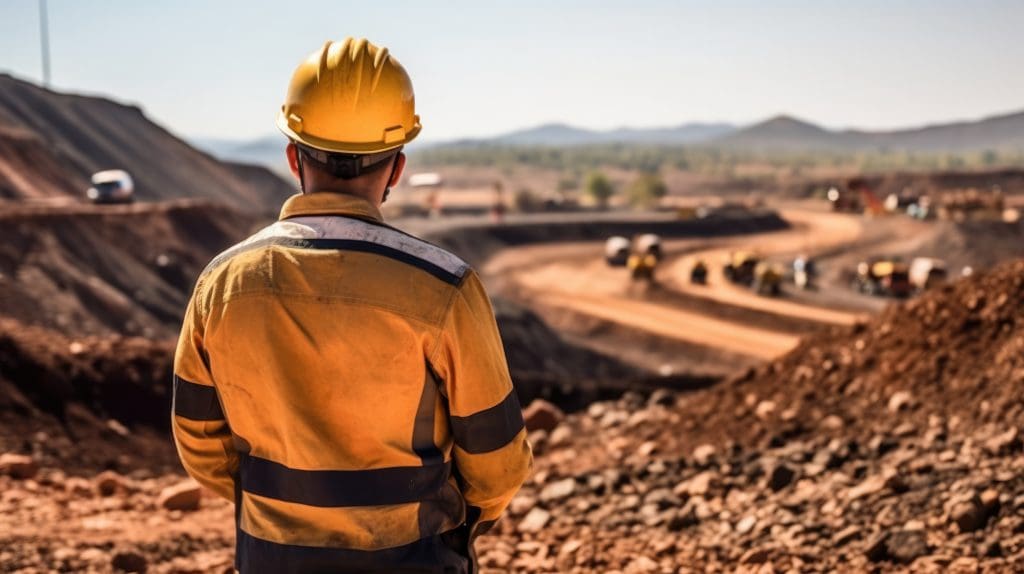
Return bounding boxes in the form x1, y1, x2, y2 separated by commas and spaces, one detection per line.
389, 153, 407, 187
286, 142, 301, 180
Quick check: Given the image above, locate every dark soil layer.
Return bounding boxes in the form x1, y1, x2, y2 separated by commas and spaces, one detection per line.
0, 200, 261, 338
0, 318, 179, 473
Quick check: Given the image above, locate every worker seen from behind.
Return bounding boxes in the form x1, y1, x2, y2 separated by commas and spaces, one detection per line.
171, 38, 532, 573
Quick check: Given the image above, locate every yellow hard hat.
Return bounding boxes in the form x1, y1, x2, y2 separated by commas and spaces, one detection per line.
277, 38, 422, 154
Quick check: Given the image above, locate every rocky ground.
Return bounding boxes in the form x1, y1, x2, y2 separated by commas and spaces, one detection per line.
483, 394, 1022, 573
1, 258, 1022, 573
0, 461, 234, 574
477, 259, 1024, 572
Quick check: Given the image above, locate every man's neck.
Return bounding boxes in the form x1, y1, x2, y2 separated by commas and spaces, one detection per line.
304, 188, 382, 209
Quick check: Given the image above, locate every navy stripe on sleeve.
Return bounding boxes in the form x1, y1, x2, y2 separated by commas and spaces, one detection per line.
449, 391, 525, 454
172, 375, 224, 421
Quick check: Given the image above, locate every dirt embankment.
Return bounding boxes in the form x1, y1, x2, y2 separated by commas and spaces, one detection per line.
0, 318, 179, 474
0, 201, 262, 338
0, 74, 292, 214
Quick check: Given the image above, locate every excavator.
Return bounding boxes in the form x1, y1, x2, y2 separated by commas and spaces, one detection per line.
909, 257, 948, 292
604, 236, 631, 267
854, 258, 912, 298
627, 233, 663, 284
606, 234, 662, 285
752, 262, 784, 296
723, 251, 760, 285
724, 251, 783, 296
627, 251, 658, 283
690, 259, 709, 285
828, 178, 885, 216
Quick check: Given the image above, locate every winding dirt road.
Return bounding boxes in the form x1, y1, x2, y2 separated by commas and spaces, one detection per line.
659, 209, 868, 327
485, 207, 877, 361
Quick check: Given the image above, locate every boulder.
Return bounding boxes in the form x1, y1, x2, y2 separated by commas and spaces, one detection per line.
157, 480, 202, 512
766, 462, 796, 492
984, 428, 1020, 455
111, 551, 147, 573
887, 391, 914, 413
739, 547, 771, 564
0, 453, 38, 480
518, 507, 551, 533
539, 478, 576, 503
866, 529, 930, 564
522, 400, 564, 433
691, 444, 716, 466
949, 496, 990, 533
96, 470, 126, 497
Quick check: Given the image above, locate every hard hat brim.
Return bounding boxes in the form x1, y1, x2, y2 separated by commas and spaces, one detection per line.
276, 112, 421, 155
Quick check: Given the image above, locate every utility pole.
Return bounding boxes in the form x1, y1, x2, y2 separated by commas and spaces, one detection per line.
39, 0, 51, 87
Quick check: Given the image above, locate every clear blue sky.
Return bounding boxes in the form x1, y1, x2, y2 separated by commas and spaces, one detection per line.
1, 0, 1022, 142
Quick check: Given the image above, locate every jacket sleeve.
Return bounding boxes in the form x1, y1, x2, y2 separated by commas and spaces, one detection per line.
431, 270, 533, 536
171, 281, 238, 501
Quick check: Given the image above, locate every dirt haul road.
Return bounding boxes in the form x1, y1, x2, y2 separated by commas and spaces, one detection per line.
659, 209, 868, 326
485, 208, 870, 361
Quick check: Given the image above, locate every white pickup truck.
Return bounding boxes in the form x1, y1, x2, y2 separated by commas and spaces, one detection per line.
86, 170, 134, 204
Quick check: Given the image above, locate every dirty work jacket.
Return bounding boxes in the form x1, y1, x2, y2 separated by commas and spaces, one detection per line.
171, 192, 533, 573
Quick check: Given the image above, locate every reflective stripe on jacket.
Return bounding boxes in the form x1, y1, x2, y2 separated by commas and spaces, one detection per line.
171, 192, 533, 573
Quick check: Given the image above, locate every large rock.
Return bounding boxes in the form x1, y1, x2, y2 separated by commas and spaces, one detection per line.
949, 495, 991, 533
984, 428, 1020, 455
518, 507, 551, 533
522, 399, 564, 433
539, 478, 576, 503
95, 470, 126, 497
866, 529, 930, 564
766, 462, 796, 492
739, 547, 771, 564
673, 471, 717, 497
691, 444, 716, 466
887, 391, 913, 413
111, 551, 147, 573
157, 480, 201, 512
0, 453, 38, 480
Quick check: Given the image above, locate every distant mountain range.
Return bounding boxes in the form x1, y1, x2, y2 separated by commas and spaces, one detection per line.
193, 108, 1024, 170
462, 122, 738, 147
718, 111, 1024, 152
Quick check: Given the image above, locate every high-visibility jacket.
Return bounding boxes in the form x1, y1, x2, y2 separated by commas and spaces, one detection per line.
172, 192, 532, 573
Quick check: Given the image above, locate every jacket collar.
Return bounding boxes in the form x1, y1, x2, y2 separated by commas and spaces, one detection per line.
279, 192, 384, 223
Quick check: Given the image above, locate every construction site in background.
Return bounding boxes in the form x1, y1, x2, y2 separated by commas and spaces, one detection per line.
1, 6, 1024, 570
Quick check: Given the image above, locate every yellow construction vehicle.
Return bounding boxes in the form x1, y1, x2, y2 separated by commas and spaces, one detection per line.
854, 258, 912, 298
634, 233, 663, 261
627, 252, 658, 283
690, 259, 708, 284
605, 236, 631, 267
723, 251, 760, 285
909, 257, 948, 292
752, 262, 784, 296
